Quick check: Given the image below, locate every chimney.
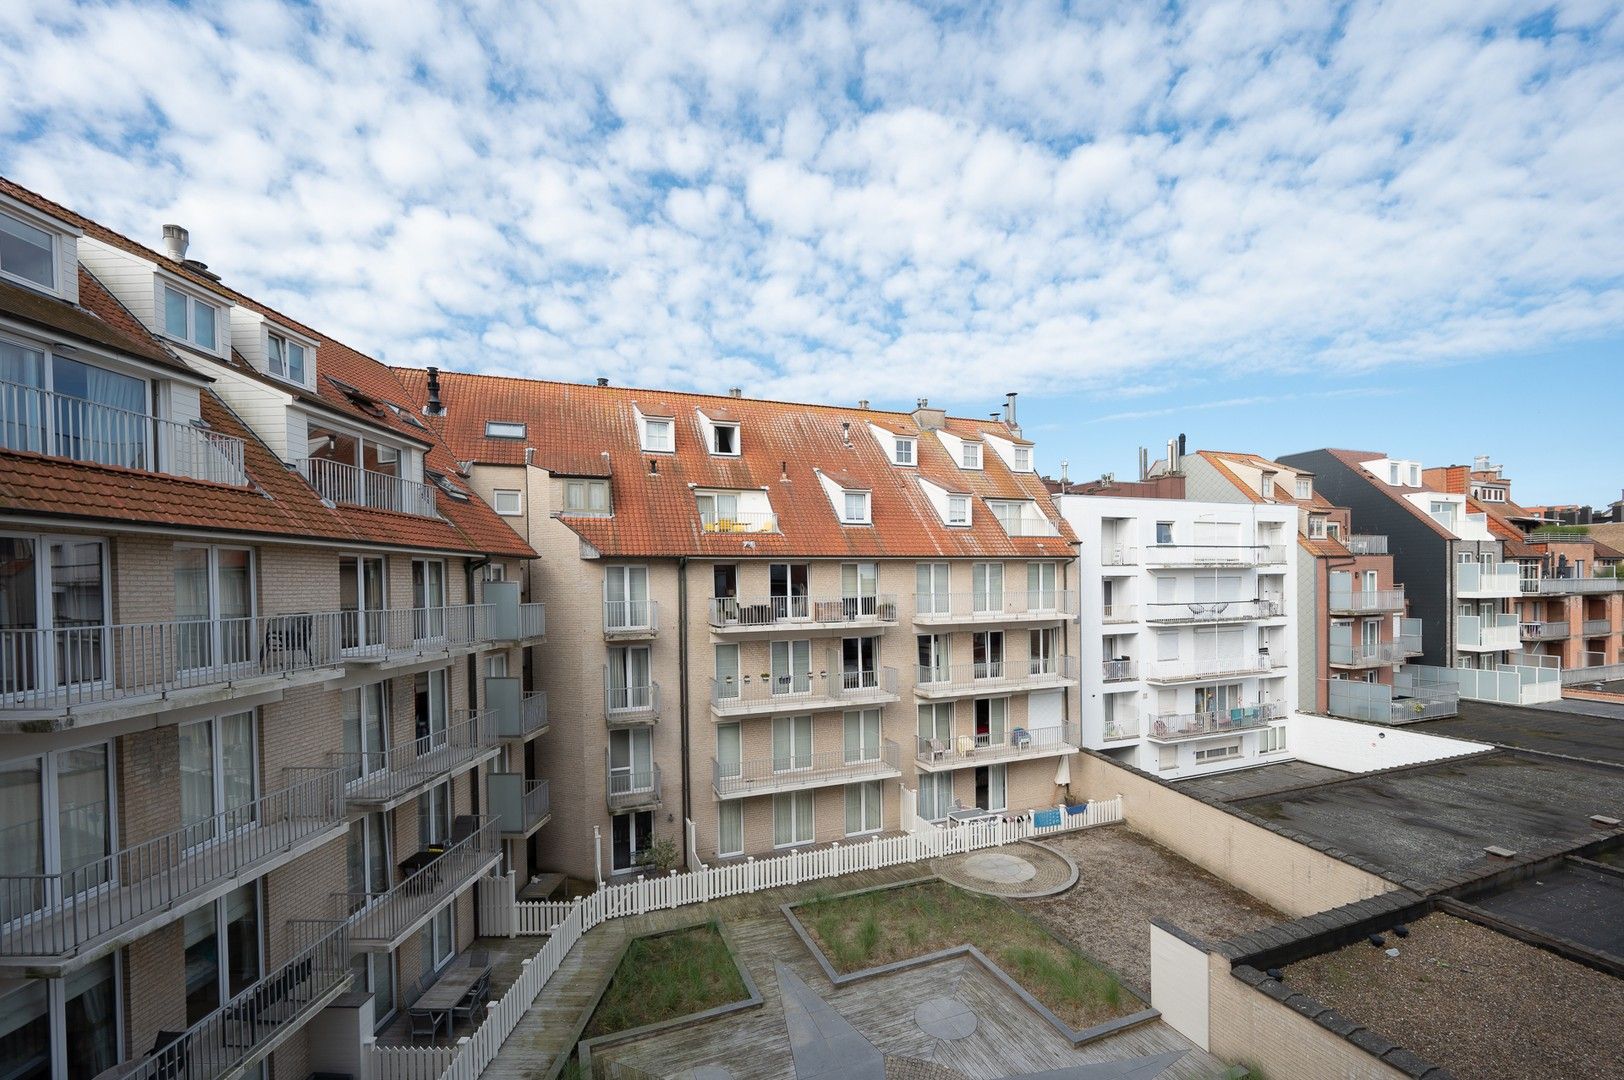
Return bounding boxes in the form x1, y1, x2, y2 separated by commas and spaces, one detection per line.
596, 377, 609, 387
728, 387, 742, 398
780, 461, 788, 481
1005, 391, 1018, 430
524, 447, 535, 465
162, 224, 189, 262
424, 366, 444, 416
1059, 459, 1070, 484
1139, 447, 1150, 481
857, 399, 868, 409
911, 398, 946, 431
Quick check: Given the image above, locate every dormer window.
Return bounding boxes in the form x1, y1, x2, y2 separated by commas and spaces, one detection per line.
842, 489, 871, 524
712, 423, 739, 455
947, 494, 970, 526
563, 478, 611, 515
961, 442, 982, 470
1012, 446, 1030, 472
161, 284, 219, 352
642, 416, 673, 453
1295, 477, 1312, 499
0, 211, 56, 291
895, 437, 915, 466
485, 421, 526, 439
1261, 472, 1276, 498
267, 332, 307, 386
1308, 515, 1327, 539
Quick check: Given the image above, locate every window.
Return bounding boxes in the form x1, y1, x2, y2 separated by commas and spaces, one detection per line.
608, 727, 654, 802
1012, 446, 1031, 472
266, 331, 308, 385
975, 763, 1006, 811
611, 810, 654, 871
711, 423, 739, 455
492, 489, 522, 516
1, 342, 153, 469
414, 668, 449, 746
972, 562, 1004, 612
183, 883, 261, 1024
840, 636, 878, 689
1308, 515, 1327, 539
845, 781, 883, 835
485, 421, 527, 439
346, 812, 390, 900
641, 416, 673, 453
916, 562, 950, 614
351, 953, 397, 1032
841, 562, 878, 617
773, 790, 814, 847
0, 951, 121, 1078
0, 211, 56, 290
484, 652, 508, 678
422, 902, 453, 973
1295, 477, 1312, 499
339, 554, 387, 651
179, 712, 257, 842
605, 564, 651, 629
718, 801, 743, 857
411, 558, 447, 639
716, 721, 741, 785
1194, 742, 1240, 762
773, 714, 813, 772
972, 631, 1004, 679
918, 702, 953, 749
1263, 726, 1287, 753
695, 490, 740, 529
1155, 521, 1174, 545
341, 682, 389, 783
917, 634, 950, 683
162, 284, 219, 351
894, 437, 915, 465
918, 771, 953, 820
1389, 463, 1400, 485
608, 646, 653, 711
770, 562, 810, 619
174, 546, 253, 672
842, 489, 871, 524
0, 747, 114, 925
974, 697, 1007, 747
1027, 561, 1058, 610
947, 495, 970, 526
843, 708, 882, 763
770, 638, 812, 696
418, 781, 452, 848
563, 478, 611, 515
961, 442, 982, 469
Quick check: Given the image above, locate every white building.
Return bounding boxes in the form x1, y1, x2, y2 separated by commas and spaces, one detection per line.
1056, 492, 1299, 779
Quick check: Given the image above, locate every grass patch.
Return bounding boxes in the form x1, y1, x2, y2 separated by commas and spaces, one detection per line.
582, 922, 748, 1039
798, 881, 1135, 1030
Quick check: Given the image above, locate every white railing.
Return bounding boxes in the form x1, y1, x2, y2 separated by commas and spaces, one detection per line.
604, 678, 659, 723
606, 761, 661, 811
714, 741, 900, 797
1142, 599, 1282, 623
914, 655, 1077, 694
1147, 703, 1285, 740
339, 818, 501, 947
0, 377, 248, 485
1456, 613, 1519, 651
1328, 587, 1406, 614
699, 510, 780, 534
914, 722, 1079, 766
1346, 535, 1388, 555
709, 594, 898, 629
1521, 621, 1570, 641
1102, 714, 1140, 741
1528, 576, 1624, 594
1100, 545, 1139, 566
911, 590, 1078, 622
604, 599, 658, 634
1101, 658, 1136, 682
518, 602, 546, 639
1143, 653, 1274, 682
294, 456, 437, 517
1328, 641, 1409, 666
710, 666, 898, 713
1101, 604, 1137, 623
340, 603, 492, 658
1144, 544, 1287, 567
1456, 561, 1521, 597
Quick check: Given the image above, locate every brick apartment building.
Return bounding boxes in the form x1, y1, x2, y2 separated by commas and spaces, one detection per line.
0, 178, 547, 1079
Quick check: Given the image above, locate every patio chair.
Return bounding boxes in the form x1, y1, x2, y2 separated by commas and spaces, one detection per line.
927, 738, 948, 762
408, 1007, 442, 1044
1011, 727, 1031, 750
452, 970, 492, 1028
464, 949, 489, 970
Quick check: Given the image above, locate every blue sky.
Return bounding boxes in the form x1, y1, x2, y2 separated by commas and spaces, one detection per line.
1, 1, 1620, 504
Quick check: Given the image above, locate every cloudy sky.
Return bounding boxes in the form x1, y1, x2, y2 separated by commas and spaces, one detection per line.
3, 1, 1621, 501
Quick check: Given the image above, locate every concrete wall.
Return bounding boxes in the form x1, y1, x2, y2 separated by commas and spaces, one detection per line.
1289, 714, 1491, 773
1149, 923, 1209, 1050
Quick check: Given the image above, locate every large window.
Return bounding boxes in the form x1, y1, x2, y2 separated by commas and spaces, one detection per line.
843, 709, 881, 763
973, 697, 1007, 748
418, 781, 452, 849
841, 562, 878, 617
1027, 562, 1058, 610
772, 714, 812, 772
916, 562, 950, 614
840, 636, 878, 689
717, 801, 743, 858
0, 746, 113, 924
179, 712, 257, 842
422, 903, 453, 973
770, 563, 810, 618
0, 211, 56, 290
339, 554, 387, 651
916, 634, 949, 684
411, 558, 447, 639
414, 668, 449, 746
0, 952, 120, 1079
183, 883, 261, 1024
346, 812, 391, 902
773, 790, 814, 847
342, 682, 389, 784
611, 810, 653, 871
770, 639, 812, 696
605, 565, 650, 629
845, 781, 883, 836
562, 478, 611, 515
917, 771, 953, 821
1, 341, 150, 469
972, 562, 1004, 612
974, 764, 1007, 811
607, 646, 653, 711
174, 546, 253, 671
162, 283, 219, 351
266, 331, 308, 385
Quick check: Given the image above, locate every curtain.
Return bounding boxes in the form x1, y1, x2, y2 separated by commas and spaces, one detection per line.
55, 747, 108, 888
219, 713, 255, 821
0, 340, 45, 454
175, 547, 211, 670
179, 721, 215, 833
719, 802, 743, 856
716, 724, 740, 778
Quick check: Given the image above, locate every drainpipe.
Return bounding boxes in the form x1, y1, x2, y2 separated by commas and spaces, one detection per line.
677, 557, 692, 854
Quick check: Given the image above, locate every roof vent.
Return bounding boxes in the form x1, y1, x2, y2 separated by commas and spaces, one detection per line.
917, 398, 928, 409
1059, 459, 1070, 484
648, 459, 658, 475
780, 461, 788, 481
858, 399, 868, 409
840, 421, 851, 447
162, 224, 189, 262
596, 377, 609, 387
728, 386, 742, 398
424, 366, 444, 417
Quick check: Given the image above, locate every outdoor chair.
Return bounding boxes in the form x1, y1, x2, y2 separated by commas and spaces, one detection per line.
1011, 727, 1031, 750
408, 1008, 442, 1044
453, 970, 492, 1028
927, 738, 948, 762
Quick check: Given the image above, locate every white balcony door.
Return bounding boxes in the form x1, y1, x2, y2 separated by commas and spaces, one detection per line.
0, 746, 114, 921
179, 711, 257, 846
845, 781, 883, 836
183, 882, 261, 1025
342, 682, 389, 783
841, 636, 877, 689
412, 559, 447, 640
1361, 618, 1381, 652
175, 546, 253, 673
770, 639, 811, 695
1027, 562, 1058, 610
843, 708, 881, 763
972, 563, 1004, 612
773, 790, 814, 846
974, 697, 1006, 747
346, 812, 391, 900
772, 714, 812, 772
339, 554, 386, 651
605, 565, 649, 629
717, 723, 741, 781
0, 536, 110, 699
842, 562, 878, 617
918, 771, 953, 820
717, 801, 743, 857
916, 562, 950, 615
609, 728, 653, 789
1193, 574, 1241, 603
609, 647, 651, 710
1030, 627, 1057, 674
414, 668, 448, 747
714, 643, 740, 701
973, 631, 1004, 679
917, 634, 949, 683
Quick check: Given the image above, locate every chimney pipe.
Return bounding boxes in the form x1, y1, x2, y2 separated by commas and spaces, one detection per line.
1059, 459, 1070, 485
424, 366, 444, 416
1005, 391, 1018, 426
596, 377, 609, 387
1139, 447, 1149, 481
916, 398, 928, 409
728, 387, 742, 398
857, 399, 868, 409
162, 224, 189, 262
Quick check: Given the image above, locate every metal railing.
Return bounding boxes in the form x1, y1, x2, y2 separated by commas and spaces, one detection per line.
605, 679, 660, 723
1526, 576, 1624, 594
330, 713, 492, 806
340, 818, 500, 947
294, 456, 437, 517
1102, 715, 1140, 741
502, 690, 549, 738
518, 602, 547, 639
1521, 621, 1570, 640
1101, 604, 1137, 623
518, 779, 551, 831
1346, 535, 1388, 555
911, 590, 1077, 622
606, 761, 661, 811
993, 510, 1062, 537
915, 655, 1077, 693
1144, 654, 1275, 683
0, 769, 343, 957
1456, 561, 1521, 597
604, 599, 658, 634
1147, 703, 1285, 741
1142, 599, 1282, 623
491, 777, 551, 836
1102, 658, 1136, 682
1144, 544, 1289, 567
1328, 641, 1409, 667
708, 594, 898, 630
714, 741, 900, 797
699, 510, 780, 534
119, 920, 351, 1080
338, 603, 492, 657
914, 721, 1079, 765
0, 377, 249, 485
710, 666, 899, 712
1328, 587, 1406, 614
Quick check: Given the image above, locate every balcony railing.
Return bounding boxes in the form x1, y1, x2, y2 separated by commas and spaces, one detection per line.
607, 761, 661, 811
1102, 658, 1137, 682
341, 817, 501, 950
294, 456, 437, 517
1583, 618, 1613, 637
911, 590, 1077, 624
710, 666, 899, 716
1346, 535, 1388, 555
700, 510, 780, 534
117, 920, 352, 1080
709, 594, 898, 631
1525, 575, 1624, 594
1456, 561, 1521, 598
1333, 676, 1459, 723
330, 713, 494, 808
1144, 544, 1288, 568
1142, 599, 1284, 624
1457, 613, 1519, 651
490, 776, 551, 837
1147, 702, 1285, 741
1100, 545, 1139, 566
1144, 653, 1276, 683
915, 721, 1080, 768
1101, 604, 1137, 623
1328, 641, 1409, 667
605, 679, 659, 725
337, 603, 493, 660
604, 599, 658, 636
1102, 715, 1140, 741
914, 655, 1077, 697
518, 602, 547, 640
714, 741, 901, 798
0, 770, 344, 961
1328, 587, 1406, 615
1, 377, 249, 485
1521, 621, 1570, 641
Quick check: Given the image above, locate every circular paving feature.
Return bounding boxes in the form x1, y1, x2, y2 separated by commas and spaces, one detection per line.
914, 996, 978, 1041
961, 852, 1037, 884
930, 840, 1078, 897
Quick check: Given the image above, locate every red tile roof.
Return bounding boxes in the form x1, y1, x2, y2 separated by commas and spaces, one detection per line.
0, 268, 189, 374
392, 369, 1077, 560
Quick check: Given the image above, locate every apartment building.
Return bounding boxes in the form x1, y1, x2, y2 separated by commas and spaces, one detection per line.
1278, 449, 1560, 705
1052, 459, 1297, 780
393, 372, 1081, 881
0, 178, 546, 1080
1184, 451, 1455, 725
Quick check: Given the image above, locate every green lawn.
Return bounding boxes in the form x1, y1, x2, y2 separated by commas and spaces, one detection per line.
582, 922, 748, 1039
798, 881, 1134, 1030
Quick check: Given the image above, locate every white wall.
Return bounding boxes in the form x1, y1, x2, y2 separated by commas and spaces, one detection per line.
1288, 713, 1490, 773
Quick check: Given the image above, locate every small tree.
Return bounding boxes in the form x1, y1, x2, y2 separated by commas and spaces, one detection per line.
639, 835, 682, 875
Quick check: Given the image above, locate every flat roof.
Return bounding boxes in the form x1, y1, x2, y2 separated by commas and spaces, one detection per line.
1236, 750, 1624, 884
1411, 700, 1624, 767
1177, 760, 1351, 802
1471, 861, 1624, 958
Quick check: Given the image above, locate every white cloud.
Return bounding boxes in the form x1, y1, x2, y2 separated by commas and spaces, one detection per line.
0, 0, 1619, 412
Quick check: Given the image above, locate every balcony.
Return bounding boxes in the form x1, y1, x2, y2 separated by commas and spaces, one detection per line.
700, 510, 780, 534
1100, 604, 1137, 623
1332, 677, 1459, 723
341, 817, 502, 952
1, 377, 249, 486
915, 721, 1079, 772
1328, 587, 1406, 615
1521, 621, 1570, 641
911, 590, 1077, 628
1525, 575, 1624, 595
713, 742, 902, 799
1101, 658, 1137, 683
1102, 714, 1140, 741
1346, 535, 1388, 555
1144, 544, 1288, 569
604, 599, 658, 639
709, 667, 900, 718
1100, 545, 1139, 567
110, 921, 352, 1080
490, 775, 552, 839
1406, 661, 1561, 707
709, 594, 898, 636
1146, 702, 1286, 742
1143, 653, 1277, 684
0, 770, 345, 971
294, 456, 437, 517
1456, 561, 1521, 598
1583, 618, 1613, 637
330, 713, 498, 811
337, 603, 494, 667
1328, 641, 1410, 668
1142, 599, 1284, 624
488, 687, 549, 741
914, 656, 1077, 699
518, 602, 546, 640
1457, 613, 1519, 652
605, 680, 661, 727
607, 761, 662, 812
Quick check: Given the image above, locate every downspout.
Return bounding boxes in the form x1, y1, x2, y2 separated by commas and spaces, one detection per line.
677, 556, 692, 850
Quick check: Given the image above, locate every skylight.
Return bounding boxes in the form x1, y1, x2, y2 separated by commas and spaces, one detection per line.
486, 420, 526, 439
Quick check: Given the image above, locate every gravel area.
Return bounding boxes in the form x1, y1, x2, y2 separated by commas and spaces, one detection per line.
1014, 828, 1281, 993
1285, 913, 1624, 1080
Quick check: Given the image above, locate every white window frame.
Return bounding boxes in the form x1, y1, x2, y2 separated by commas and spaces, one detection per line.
0, 534, 112, 700
1263, 725, 1287, 754
485, 421, 527, 439
1012, 446, 1031, 472
843, 708, 882, 763
845, 780, 884, 836
947, 495, 970, 527
562, 478, 611, 516
710, 422, 740, 456
492, 489, 523, 516
0, 336, 158, 469
894, 437, 916, 466
961, 442, 982, 470
178, 711, 260, 847
772, 790, 815, 848
266, 329, 310, 387
641, 416, 673, 453
841, 489, 871, 525
0, 207, 64, 294
717, 800, 744, 858
0, 744, 118, 914
1295, 477, 1312, 499
158, 278, 223, 354
611, 809, 655, 872
173, 544, 256, 674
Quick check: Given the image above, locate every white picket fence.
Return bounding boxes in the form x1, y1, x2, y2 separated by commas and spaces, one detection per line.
366, 794, 1123, 1080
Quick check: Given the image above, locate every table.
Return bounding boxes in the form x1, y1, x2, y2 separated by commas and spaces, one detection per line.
409, 961, 489, 1039
946, 806, 995, 825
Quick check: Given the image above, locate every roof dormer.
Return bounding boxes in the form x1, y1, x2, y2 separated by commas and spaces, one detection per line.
917, 477, 972, 527
696, 406, 740, 456
982, 431, 1034, 473
866, 421, 917, 467
936, 430, 982, 470
0, 193, 80, 303
815, 468, 871, 525
633, 403, 675, 453
229, 306, 317, 390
